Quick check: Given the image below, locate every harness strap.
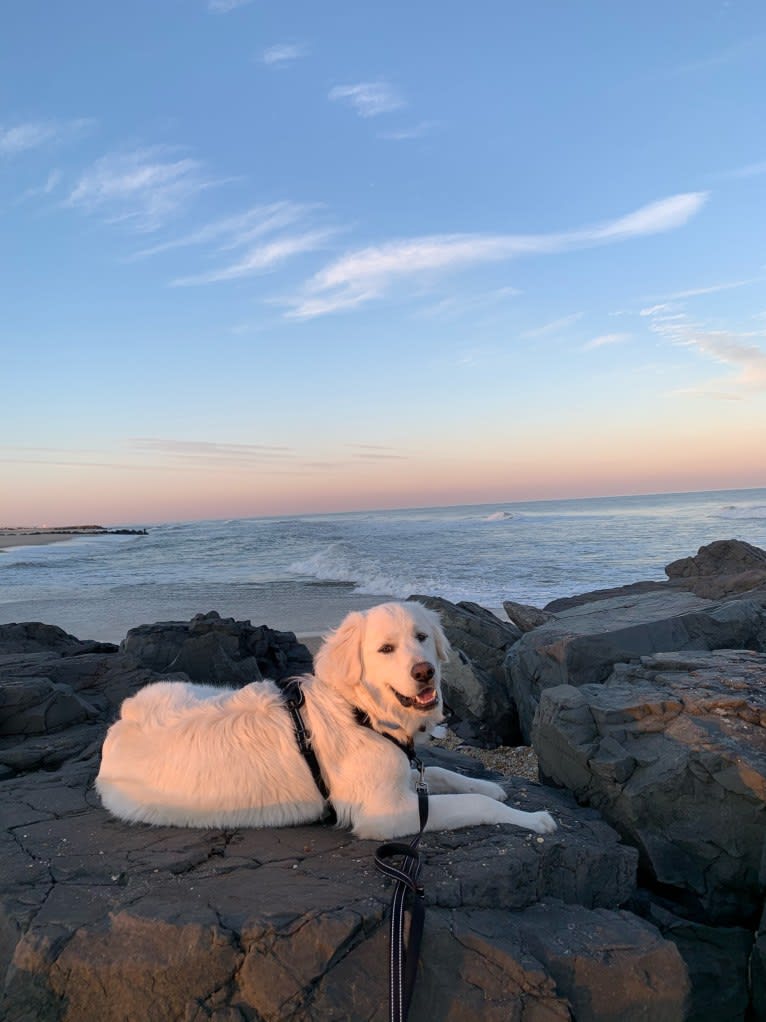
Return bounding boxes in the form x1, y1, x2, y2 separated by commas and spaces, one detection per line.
374, 775, 429, 1022
276, 679, 337, 826
352, 706, 416, 761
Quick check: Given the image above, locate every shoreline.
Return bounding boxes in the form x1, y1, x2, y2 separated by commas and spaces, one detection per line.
0, 527, 147, 552
0, 533, 80, 552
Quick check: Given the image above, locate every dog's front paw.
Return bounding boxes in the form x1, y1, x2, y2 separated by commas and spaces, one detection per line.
466, 778, 508, 801
530, 811, 557, 834
483, 780, 508, 803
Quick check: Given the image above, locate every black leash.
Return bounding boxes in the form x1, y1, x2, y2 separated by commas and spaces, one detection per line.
278, 682, 430, 1019
374, 762, 429, 1022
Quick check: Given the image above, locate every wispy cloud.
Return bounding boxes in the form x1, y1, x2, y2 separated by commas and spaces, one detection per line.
522, 313, 583, 338
20, 169, 63, 202
261, 42, 309, 67
642, 302, 766, 398
286, 192, 708, 319
418, 286, 521, 320
580, 192, 708, 242
669, 35, 766, 76
208, 0, 254, 12
132, 200, 337, 286
347, 444, 408, 461
378, 121, 437, 141
647, 275, 764, 303
583, 333, 629, 351
132, 438, 293, 465
132, 201, 316, 259
66, 146, 221, 232
329, 81, 405, 118
673, 332, 766, 398
171, 228, 337, 286
721, 159, 766, 179
0, 118, 93, 156
640, 303, 674, 317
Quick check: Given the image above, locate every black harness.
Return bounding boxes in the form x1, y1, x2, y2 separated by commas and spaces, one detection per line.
276, 678, 337, 825
277, 678, 429, 1022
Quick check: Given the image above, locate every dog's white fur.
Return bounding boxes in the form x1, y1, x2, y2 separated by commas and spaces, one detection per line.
96, 601, 556, 840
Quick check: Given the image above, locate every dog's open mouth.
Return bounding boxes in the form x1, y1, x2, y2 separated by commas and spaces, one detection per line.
392, 687, 439, 711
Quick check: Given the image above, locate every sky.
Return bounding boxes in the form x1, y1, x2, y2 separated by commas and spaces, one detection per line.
2, 1, 766, 525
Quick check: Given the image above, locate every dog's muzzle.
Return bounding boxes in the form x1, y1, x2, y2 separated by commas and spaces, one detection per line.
392, 661, 440, 711
394, 688, 439, 711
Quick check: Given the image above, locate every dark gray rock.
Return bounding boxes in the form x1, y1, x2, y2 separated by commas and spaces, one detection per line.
545, 580, 670, 614
510, 901, 689, 1022
752, 903, 766, 1022
0, 647, 161, 777
1, 620, 689, 1021
632, 891, 754, 1022
0, 622, 113, 655
409, 596, 521, 745
532, 650, 766, 926
507, 589, 766, 741
120, 610, 313, 685
0, 760, 678, 1022
665, 539, 766, 601
502, 599, 555, 633
545, 540, 766, 613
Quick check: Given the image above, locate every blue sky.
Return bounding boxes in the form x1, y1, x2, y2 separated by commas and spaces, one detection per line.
2, 1, 765, 524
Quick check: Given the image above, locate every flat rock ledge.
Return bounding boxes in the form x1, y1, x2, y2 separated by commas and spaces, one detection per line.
1, 763, 687, 1022
0, 622, 688, 1021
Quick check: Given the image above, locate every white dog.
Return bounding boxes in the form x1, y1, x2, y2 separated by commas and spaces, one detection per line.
96, 601, 556, 840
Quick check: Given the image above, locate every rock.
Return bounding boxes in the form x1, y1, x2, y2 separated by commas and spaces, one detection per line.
509, 901, 689, 1022
0, 645, 162, 778
0, 617, 314, 779
665, 539, 766, 600
502, 599, 555, 632
532, 650, 766, 926
0, 621, 114, 655
543, 540, 766, 613
632, 891, 754, 1022
0, 759, 676, 1022
545, 581, 669, 614
1, 618, 689, 1021
666, 538, 766, 580
416, 903, 689, 1022
507, 589, 766, 741
409, 596, 521, 746
120, 610, 313, 685
752, 904, 766, 1021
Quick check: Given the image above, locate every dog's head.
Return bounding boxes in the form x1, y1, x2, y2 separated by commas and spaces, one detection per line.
313, 601, 451, 738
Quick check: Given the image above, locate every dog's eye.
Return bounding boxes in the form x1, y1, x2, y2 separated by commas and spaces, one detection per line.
416, 632, 428, 642
378, 643, 395, 654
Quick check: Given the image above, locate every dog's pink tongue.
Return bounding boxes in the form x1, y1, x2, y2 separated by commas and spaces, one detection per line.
415, 688, 436, 705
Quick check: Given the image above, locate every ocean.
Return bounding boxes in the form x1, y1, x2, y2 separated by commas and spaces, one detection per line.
1, 487, 765, 644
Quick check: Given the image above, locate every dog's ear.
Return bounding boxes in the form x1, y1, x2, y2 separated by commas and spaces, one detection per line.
413, 604, 451, 663
313, 611, 365, 693
431, 616, 451, 663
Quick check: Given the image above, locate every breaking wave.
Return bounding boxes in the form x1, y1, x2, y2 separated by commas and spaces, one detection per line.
713, 504, 766, 521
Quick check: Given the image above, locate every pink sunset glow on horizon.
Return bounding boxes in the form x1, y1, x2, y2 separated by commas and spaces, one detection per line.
3, 435, 764, 527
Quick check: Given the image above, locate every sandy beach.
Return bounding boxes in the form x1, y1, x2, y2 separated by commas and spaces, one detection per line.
0, 532, 80, 551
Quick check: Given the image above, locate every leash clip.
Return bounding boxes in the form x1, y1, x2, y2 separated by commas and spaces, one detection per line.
415, 759, 428, 795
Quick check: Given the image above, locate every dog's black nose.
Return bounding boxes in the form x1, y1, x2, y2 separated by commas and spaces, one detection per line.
411, 661, 435, 684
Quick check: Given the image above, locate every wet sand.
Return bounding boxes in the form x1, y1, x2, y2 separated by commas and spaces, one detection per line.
0, 532, 78, 551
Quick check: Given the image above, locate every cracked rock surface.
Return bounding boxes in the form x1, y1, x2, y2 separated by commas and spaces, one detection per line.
532, 650, 766, 928
507, 589, 766, 742
0, 621, 688, 1021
